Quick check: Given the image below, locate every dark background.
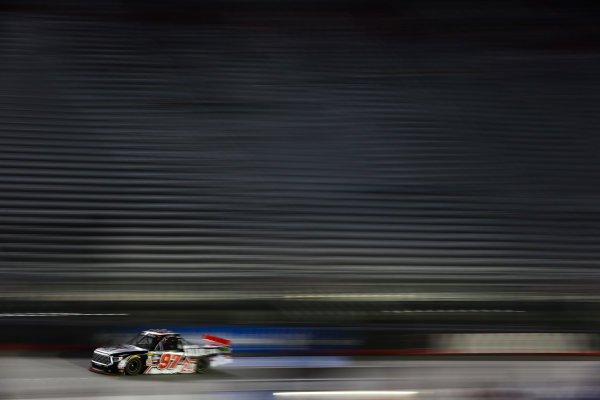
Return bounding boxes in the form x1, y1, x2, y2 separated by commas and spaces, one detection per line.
1, 0, 600, 351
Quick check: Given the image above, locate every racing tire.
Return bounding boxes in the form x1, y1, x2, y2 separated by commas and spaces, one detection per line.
124, 356, 143, 375
195, 357, 210, 374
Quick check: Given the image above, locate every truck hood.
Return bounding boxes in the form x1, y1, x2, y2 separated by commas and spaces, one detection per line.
96, 344, 146, 355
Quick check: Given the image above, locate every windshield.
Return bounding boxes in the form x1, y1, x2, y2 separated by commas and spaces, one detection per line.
127, 333, 158, 350
127, 334, 142, 346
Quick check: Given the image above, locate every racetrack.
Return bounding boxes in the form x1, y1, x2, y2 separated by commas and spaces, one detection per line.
2, 356, 600, 400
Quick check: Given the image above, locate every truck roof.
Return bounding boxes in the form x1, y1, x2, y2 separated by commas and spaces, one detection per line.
141, 329, 179, 336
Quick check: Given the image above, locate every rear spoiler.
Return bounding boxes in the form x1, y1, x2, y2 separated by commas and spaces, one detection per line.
203, 334, 231, 346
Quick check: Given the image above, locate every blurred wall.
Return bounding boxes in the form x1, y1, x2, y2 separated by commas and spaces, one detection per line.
1, 0, 600, 348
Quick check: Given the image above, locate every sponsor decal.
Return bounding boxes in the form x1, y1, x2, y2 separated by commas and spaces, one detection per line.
147, 354, 161, 366
144, 352, 190, 374
180, 358, 195, 373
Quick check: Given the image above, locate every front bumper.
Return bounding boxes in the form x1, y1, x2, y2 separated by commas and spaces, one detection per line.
89, 361, 120, 375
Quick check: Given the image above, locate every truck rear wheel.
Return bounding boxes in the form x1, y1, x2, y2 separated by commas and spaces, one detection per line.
195, 357, 210, 374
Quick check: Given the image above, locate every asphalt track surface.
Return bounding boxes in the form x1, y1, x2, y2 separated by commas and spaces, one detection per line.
1, 356, 600, 400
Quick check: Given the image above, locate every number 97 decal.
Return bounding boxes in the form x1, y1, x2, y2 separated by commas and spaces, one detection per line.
158, 353, 183, 369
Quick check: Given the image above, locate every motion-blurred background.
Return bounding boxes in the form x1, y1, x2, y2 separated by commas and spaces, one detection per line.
2, 0, 600, 357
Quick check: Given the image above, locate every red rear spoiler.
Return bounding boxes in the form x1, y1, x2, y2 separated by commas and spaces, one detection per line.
203, 334, 231, 346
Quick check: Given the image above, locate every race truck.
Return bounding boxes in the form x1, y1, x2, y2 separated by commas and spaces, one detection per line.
89, 329, 232, 375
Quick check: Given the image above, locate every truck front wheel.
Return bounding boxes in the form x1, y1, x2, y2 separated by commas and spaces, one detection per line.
124, 356, 143, 375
